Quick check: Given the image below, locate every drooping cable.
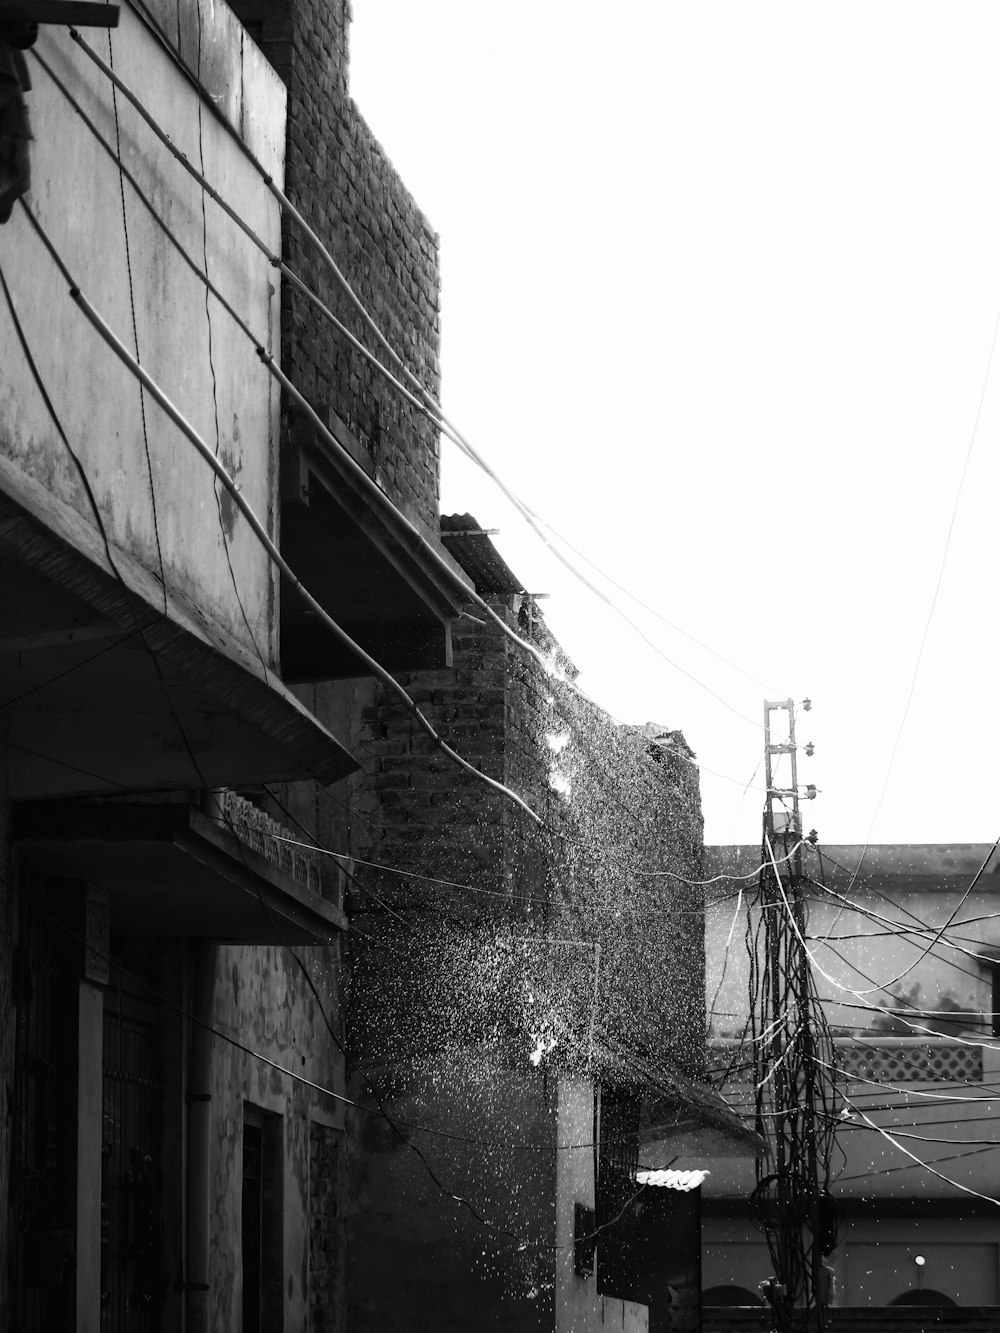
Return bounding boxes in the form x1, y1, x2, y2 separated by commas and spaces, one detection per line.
63, 22, 776, 734
18, 200, 542, 828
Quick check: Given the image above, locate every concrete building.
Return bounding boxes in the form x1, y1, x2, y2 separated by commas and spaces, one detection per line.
702, 842, 1000, 1324
1, 3, 756, 1330
343, 523, 758, 1333
1, 0, 463, 1329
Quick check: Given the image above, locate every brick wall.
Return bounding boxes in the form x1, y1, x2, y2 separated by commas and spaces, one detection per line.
274, 0, 442, 533
347, 591, 707, 1080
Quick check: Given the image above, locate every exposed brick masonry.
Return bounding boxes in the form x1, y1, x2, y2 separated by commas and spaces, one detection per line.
279, 0, 442, 532
349, 590, 708, 1080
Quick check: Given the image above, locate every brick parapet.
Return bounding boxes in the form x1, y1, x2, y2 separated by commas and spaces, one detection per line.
279, 0, 441, 532
348, 593, 708, 1078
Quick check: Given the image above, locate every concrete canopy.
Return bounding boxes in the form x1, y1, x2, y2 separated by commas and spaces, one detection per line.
15, 795, 346, 942
0, 454, 358, 798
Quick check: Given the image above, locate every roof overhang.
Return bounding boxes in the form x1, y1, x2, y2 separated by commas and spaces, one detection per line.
15, 795, 346, 943
279, 412, 471, 680
0, 451, 358, 798
640, 1095, 766, 1161
592, 1042, 766, 1159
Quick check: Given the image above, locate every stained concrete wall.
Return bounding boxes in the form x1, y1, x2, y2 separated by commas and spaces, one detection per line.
703, 1215, 1000, 1309
351, 594, 707, 1080
140, 0, 443, 530
0, 3, 285, 663
556, 1077, 649, 1333
347, 1054, 558, 1333
702, 843, 1000, 1306
345, 584, 707, 1328
705, 843, 1000, 1039
210, 940, 346, 1333
704, 843, 1000, 1201
0, 763, 12, 1329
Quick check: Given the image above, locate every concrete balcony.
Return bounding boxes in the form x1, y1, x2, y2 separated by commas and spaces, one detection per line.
0, 1, 356, 793
15, 788, 346, 943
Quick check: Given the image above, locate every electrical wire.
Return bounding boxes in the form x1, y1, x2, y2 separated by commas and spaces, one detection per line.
18, 199, 544, 828
846, 1105, 1000, 1208
805, 889, 998, 997
61, 19, 779, 737
806, 866, 1000, 981
762, 837, 1000, 1045
833, 1141, 999, 1186
5, 182, 769, 924
0, 455, 638, 1257
813, 838, 1000, 997
746, 827, 840, 1324
835, 296, 1000, 908
26, 42, 563, 691
265, 829, 806, 893
0, 239, 553, 1226
105, 19, 167, 614
831, 1119, 1000, 1148
25, 34, 810, 830
514, 509, 785, 696
1, 243, 704, 1249
191, 0, 271, 684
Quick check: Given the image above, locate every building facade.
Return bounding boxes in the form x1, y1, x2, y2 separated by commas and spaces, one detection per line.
702, 842, 1000, 1322
1, 0, 462, 1330
1, 2, 751, 1330
342, 522, 755, 1333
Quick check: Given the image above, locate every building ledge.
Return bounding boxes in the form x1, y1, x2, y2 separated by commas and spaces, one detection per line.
15, 792, 346, 943
0, 450, 358, 797
279, 409, 471, 680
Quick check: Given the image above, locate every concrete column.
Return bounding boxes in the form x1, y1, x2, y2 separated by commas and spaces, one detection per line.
76, 981, 104, 1333
186, 942, 217, 1333
0, 760, 13, 1330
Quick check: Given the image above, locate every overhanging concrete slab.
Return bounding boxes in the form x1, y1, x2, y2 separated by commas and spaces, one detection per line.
16, 796, 346, 943
0, 451, 358, 797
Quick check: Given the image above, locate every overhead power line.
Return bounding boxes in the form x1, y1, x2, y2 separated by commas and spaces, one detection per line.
0, 262, 662, 1256
62, 20, 779, 735
17, 201, 542, 827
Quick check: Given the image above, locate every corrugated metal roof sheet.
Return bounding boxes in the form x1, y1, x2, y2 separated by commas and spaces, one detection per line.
440, 513, 524, 596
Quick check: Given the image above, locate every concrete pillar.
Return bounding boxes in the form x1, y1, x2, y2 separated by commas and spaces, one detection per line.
186, 942, 217, 1333
0, 751, 13, 1331
76, 981, 104, 1333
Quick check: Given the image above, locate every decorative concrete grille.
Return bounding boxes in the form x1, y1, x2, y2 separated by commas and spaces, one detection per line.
706, 1039, 984, 1089
215, 789, 326, 897
834, 1041, 983, 1084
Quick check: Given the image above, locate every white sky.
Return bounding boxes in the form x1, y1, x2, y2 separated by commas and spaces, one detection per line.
350, 2, 1000, 847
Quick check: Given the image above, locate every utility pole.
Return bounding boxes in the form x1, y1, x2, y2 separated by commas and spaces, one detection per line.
751, 699, 836, 1333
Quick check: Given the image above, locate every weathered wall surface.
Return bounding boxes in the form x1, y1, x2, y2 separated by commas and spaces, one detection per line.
702, 844, 1000, 1308
160, 0, 443, 532
0, 7, 285, 662
703, 1214, 1000, 1311
349, 592, 707, 1079
345, 582, 707, 1330
347, 1056, 558, 1333
0, 768, 12, 1330
210, 942, 346, 1333
706, 843, 1000, 1039
556, 1077, 649, 1333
